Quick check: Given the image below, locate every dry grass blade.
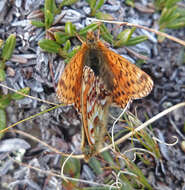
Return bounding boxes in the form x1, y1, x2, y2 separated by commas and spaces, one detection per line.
87, 18, 185, 46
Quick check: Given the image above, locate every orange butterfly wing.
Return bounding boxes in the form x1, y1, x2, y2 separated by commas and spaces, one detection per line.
57, 44, 87, 111
98, 41, 153, 108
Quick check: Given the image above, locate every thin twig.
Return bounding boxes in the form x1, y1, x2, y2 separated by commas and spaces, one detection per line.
169, 115, 185, 140
11, 129, 84, 159
1, 105, 61, 133
0, 83, 58, 106
9, 155, 117, 189
87, 18, 185, 46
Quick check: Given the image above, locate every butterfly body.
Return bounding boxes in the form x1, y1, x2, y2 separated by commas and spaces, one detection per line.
84, 48, 115, 92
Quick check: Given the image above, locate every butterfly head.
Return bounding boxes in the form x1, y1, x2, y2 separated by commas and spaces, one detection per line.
86, 31, 99, 49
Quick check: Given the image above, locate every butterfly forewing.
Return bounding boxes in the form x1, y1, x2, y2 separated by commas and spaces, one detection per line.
57, 44, 87, 110
97, 41, 153, 108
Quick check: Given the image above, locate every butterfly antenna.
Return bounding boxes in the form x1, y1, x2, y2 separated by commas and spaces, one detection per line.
97, 22, 102, 40
75, 32, 84, 43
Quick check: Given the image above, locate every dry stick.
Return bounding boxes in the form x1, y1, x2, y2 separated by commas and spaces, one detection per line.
11, 129, 68, 155
0, 83, 58, 106
12, 102, 185, 159
12, 129, 84, 159
87, 18, 185, 46
1, 105, 61, 134
9, 156, 117, 189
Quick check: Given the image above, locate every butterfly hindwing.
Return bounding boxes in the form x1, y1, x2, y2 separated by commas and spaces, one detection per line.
81, 66, 111, 160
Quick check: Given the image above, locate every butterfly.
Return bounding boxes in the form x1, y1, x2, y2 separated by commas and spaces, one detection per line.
57, 31, 153, 158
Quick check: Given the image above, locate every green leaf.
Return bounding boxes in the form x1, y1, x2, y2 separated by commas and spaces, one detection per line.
60, 0, 79, 7
31, 20, 45, 28
114, 29, 135, 47
125, 36, 148, 46
0, 94, 11, 109
60, 157, 81, 188
11, 87, 30, 100
63, 40, 71, 52
39, 39, 61, 53
95, 0, 105, 11
54, 32, 69, 44
61, 157, 80, 177
95, 11, 114, 20
165, 0, 181, 8
158, 3, 185, 30
88, 157, 103, 175
0, 109, 6, 139
100, 24, 113, 44
126, 160, 152, 190
1, 34, 16, 62
155, 0, 180, 10
157, 29, 166, 42
125, 0, 135, 7
79, 23, 100, 36
89, 0, 96, 9
159, 7, 171, 24
89, 0, 105, 16
62, 46, 80, 61
44, 0, 56, 28
176, 8, 185, 17
154, 0, 166, 10
159, 6, 177, 25
166, 17, 185, 29
119, 174, 136, 190
45, 0, 54, 13
65, 22, 76, 36
101, 151, 115, 167
45, 9, 54, 29
164, 9, 180, 25
0, 69, 5, 82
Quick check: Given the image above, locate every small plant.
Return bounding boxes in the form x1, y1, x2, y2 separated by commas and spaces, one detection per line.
85, 0, 106, 18
125, 0, 135, 7
31, 0, 57, 29
59, 0, 79, 8
0, 34, 16, 82
0, 87, 30, 138
30, 0, 148, 59
31, 0, 78, 29
39, 22, 148, 61
0, 34, 30, 138
154, 0, 185, 41
60, 156, 81, 189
